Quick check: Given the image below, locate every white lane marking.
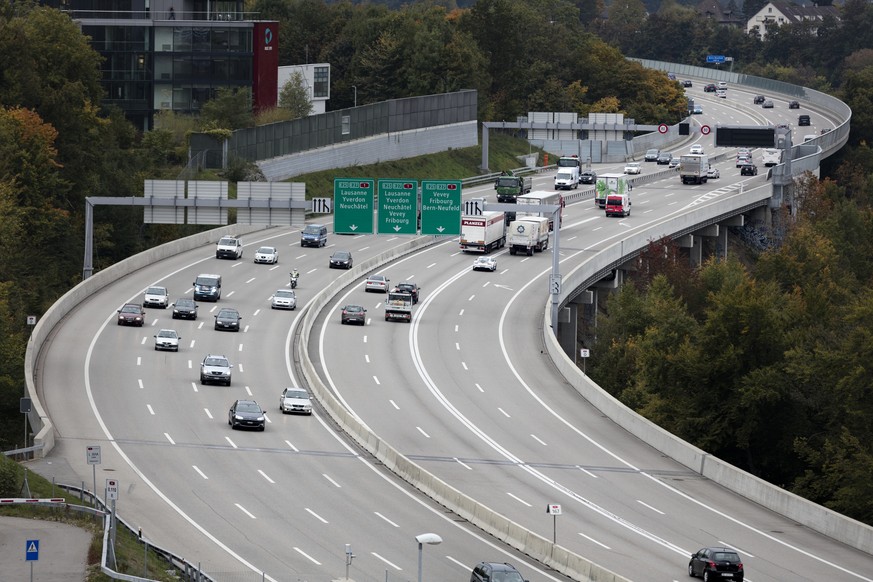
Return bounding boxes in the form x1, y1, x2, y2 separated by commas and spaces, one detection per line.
389, 399, 399, 410
531, 434, 547, 446
238, 363, 244, 372
455, 342, 460, 350
576, 465, 598, 478
373, 376, 381, 385
164, 433, 175, 445
285, 440, 298, 452
637, 499, 665, 515
138, 379, 144, 390
264, 414, 272, 425
191, 382, 198, 393
246, 277, 255, 283
365, 354, 370, 363
140, 338, 146, 346
468, 294, 475, 301
204, 408, 213, 419
507, 492, 532, 507
225, 436, 237, 449
371, 553, 401, 570
322, 474, 341, 488
416, 426, 430, 438
461, 362, 468, 370
375, 512, 400, 527
305, 508, 328, 523
137, 356, 142, 366
192, 466, 208, 480
235, 503, 255, 519
579, 532, 611, 550
454, 324, 459, 332
293, 547, 321, 565
239, 342, 244, 350
482, 281, 490, 288
245, 385, 252, 396
498, 408, 510, 418
187, 360, 193, 369
258, 470, 275, 484
459, 309, 464, 316
454, 458, 473, 471
475, 383, 484, 393
719, 541, 755, 558
147, 405, 155, 415
427, 262, 436, 268
363, 335, 368, 343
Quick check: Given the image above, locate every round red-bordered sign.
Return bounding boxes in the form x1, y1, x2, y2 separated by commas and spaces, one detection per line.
658, 124, 669, 134
700, 125, 712, 135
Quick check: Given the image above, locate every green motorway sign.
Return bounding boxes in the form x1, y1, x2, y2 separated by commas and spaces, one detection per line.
377, 179, 418, 234
334, 178, 374, 234
420, 180, 462, 236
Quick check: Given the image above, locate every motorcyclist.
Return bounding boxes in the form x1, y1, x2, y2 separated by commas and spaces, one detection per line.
291, 268, 300, 279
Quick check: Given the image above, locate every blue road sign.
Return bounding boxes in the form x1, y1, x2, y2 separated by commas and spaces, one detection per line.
26, 539, 39, 561
706, 54, 725, 63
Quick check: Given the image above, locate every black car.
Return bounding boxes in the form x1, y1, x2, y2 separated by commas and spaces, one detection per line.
703, 83, 717, 92
579, 170, 597, 184
788, 100, 800, 109
688, 547, 744, 581
340, 305, 367, 325
753, 95, 765, 104
171, 298, 198, 320
681, 79, 692, 87
470, 561, 527, 582
740, 163, 758, 176
798, 114, 811, 126
657, 152, 673, 165
394, 282, 420, 303
117, 303, 145, 327
228, 399, 265, 431
214, 307, 241, 331
329, 250, 353, 269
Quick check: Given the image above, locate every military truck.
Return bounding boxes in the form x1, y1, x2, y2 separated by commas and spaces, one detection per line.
494, 172, 532, 203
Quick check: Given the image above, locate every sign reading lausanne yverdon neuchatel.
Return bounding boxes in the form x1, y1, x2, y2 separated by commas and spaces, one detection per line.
334, 178, 374, 234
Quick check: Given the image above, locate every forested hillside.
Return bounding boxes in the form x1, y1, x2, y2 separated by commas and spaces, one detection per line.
4, 0, 873, 524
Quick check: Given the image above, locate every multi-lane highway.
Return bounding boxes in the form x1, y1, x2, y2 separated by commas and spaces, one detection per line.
31, 77, 873, 582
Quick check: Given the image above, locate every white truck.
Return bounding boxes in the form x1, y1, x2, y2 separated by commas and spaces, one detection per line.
679, 154, 709, 184
507, 217, 550, 256
384, 291, 413, 322
762, 148, 783, 166
594, 173, 630, 208
516, 191, 564, 231
460, 211, 506, 253
554, 156, 581, 190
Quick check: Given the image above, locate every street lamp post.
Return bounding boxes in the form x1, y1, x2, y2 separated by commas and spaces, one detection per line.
414, 533, 442, 582
352, 85, 357, 107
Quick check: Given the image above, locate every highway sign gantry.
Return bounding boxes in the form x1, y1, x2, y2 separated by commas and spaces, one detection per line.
334, 178, 374, 234
420, 180, 462, 236
377, 179, 418, 234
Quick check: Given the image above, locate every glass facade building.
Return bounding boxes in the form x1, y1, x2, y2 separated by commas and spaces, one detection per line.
47, 0, 270, 130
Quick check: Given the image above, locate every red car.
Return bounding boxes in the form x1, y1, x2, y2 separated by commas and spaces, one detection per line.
117, 303, 145, 327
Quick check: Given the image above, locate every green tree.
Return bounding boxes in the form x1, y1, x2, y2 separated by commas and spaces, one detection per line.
200, 87, 254, 130
279, 71, 315, 118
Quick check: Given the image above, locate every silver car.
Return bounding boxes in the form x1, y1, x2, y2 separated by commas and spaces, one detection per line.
279, 387, 313, 415
473, 256, 497, 272
200, 354, 232, 386
254, 246, 278, 264
271, 289, 297, 310
154, 329, 180, 352
143, 286, 169, 309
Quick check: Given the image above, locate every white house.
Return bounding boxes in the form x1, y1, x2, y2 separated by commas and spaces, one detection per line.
747, 1, 840, 38
277, 64, 330, 114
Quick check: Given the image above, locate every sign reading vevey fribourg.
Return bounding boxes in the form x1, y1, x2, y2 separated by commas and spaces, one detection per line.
333, 177, 462, 236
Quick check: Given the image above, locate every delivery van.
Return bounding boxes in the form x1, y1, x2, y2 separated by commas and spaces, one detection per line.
605, 194, 631, 217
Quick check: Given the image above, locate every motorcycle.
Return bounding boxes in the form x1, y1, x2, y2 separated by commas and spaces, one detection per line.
290, 271, 299, 289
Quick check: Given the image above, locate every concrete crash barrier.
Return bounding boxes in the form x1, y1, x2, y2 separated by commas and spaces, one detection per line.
25, 224, 268, 459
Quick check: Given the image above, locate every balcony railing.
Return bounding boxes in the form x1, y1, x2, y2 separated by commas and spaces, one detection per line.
65, 10, 260, 22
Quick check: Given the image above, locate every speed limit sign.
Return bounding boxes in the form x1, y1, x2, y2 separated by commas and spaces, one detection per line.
700, 125, 712, 135
658, 123, 669, 134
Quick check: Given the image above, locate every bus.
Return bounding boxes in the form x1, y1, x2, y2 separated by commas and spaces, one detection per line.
515, 191, 564, 231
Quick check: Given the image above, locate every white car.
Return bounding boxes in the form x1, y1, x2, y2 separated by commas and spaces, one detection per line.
143, 286, 169, 309
279, 387, 313, 415
270, 289, 297, 310
154, 329, 180, 352
254, 246, 278, 264
623, 162, 641, 175
365, 274, 390, 293
689, 144, 704, 155
707, 166, 720, 179
472, 256, 497, 272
